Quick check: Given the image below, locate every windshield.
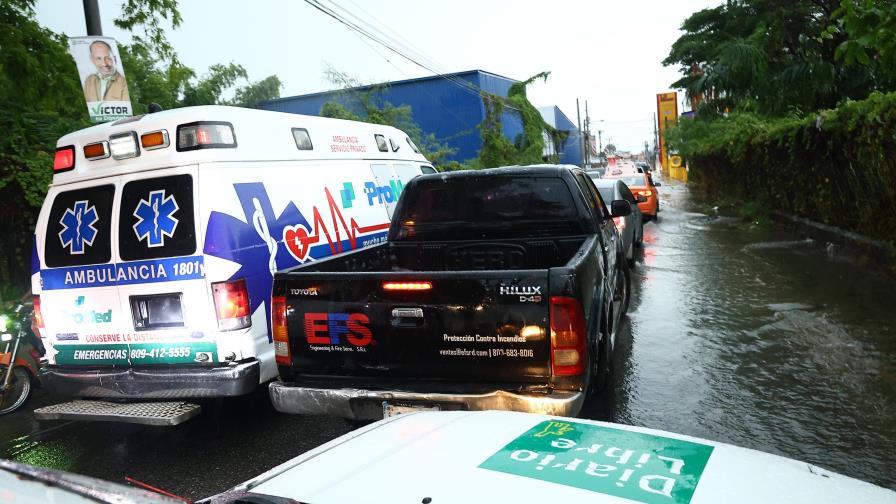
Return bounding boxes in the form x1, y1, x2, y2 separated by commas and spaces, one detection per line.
597, 187, 615, 205
393, 176, 581, 239
621, 176, 646, 187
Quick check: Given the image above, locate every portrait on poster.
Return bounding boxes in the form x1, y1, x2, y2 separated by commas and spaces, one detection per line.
69, 36, 132, 123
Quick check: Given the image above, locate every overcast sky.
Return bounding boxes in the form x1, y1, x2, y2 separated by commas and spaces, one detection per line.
36, 0, 721, 152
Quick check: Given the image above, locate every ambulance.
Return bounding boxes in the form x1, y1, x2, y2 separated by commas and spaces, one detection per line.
30, 105, 432, 424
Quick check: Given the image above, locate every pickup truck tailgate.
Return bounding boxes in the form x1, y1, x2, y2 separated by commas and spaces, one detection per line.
282, 272, 551, 383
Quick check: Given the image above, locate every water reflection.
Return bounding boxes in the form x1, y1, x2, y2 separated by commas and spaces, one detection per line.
603, 182, 896, 489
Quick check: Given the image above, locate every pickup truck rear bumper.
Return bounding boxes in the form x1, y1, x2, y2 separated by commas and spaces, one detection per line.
40, 360, 260, 399
269, 381, 584, 420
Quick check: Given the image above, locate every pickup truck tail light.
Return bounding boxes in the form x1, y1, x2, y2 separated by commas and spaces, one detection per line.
272, 296, 290, 365
211, 279, 251, 331
550, 296, 586, 376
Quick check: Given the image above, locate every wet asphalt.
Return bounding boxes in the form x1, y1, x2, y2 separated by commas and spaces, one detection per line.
1, 179, 894, 499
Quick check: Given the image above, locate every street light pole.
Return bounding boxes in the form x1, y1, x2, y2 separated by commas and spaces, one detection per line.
83, 0, 103, 36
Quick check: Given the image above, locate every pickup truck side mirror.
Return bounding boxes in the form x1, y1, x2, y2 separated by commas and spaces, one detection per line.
653, 182, 662, 187
611, 200, 632, 217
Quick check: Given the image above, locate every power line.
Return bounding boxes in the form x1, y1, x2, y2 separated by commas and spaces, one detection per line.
302, 0, 521, 112
304, 1, 480, 95
328, 18, 481, 143
332, 0, 445, 76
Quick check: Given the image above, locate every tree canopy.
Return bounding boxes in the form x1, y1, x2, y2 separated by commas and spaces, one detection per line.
0, 0, 281, 294
664, 0, 896, 117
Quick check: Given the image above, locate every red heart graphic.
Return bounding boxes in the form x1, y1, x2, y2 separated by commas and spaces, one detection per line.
284, 225, 312, 261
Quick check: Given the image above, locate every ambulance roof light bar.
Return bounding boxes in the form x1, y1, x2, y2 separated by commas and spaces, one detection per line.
109, 131, 140, 160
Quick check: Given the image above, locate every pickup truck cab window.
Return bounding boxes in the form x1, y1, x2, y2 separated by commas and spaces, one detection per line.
393, 176, 580, 240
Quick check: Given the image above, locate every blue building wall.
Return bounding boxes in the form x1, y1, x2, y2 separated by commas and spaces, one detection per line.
554, 108, 582, 166
259, 70, 523, 163
539, 106, 583, 166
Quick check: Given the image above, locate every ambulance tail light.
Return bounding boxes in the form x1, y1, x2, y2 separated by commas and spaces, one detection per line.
272, 296, 290, 366
53, 146, 75, 173
177, 122, 236, 151
550, 296, 586, 376
32, 295, 44, 328
212, 279, 251, 331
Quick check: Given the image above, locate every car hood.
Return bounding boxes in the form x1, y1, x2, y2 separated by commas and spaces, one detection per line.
0, 459, 182, 504
217, 410, 895, 504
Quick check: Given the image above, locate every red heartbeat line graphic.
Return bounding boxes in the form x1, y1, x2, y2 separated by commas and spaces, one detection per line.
283, 187, 390, 261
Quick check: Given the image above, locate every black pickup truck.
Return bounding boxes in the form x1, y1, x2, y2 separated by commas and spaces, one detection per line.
269, 165, 632, 419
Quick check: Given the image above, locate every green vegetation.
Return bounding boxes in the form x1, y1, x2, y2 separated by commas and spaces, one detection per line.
479, 72, 567, 168
665, 0, 896, 245
0, 0, 280, 297
668, 91, 896, 243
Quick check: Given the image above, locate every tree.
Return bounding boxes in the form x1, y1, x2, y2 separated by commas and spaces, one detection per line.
0, 0, 282, 297
0, 0, 90, 293
664, 0, 884, 117
833, 0, 896, 90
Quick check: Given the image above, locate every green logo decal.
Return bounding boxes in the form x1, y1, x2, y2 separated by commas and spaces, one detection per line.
479, 420, 714, 504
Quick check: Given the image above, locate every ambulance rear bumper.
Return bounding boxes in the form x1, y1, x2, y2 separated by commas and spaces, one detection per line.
40, 360, 260, 399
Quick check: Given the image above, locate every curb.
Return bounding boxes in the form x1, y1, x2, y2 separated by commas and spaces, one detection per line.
771, 211, 896, 267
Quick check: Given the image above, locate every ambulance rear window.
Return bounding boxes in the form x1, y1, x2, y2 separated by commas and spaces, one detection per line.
119, 175, 196, 261
44, 185, 115, 268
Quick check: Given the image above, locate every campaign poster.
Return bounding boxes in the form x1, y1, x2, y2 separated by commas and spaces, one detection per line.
69, 36, 132, 123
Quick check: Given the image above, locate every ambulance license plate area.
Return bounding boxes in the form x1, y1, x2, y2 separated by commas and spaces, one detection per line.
383, 401, 440, 418
130, 293, 185, 330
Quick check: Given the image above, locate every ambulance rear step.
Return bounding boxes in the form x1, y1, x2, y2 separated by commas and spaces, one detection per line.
34, 400, 201, 426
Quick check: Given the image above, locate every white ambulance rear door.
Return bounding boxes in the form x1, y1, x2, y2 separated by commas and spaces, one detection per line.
37, 177, 122, 363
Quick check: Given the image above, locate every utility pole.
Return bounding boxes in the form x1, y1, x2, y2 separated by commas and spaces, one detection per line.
584, 101, 591, 167
576, 99, 585, 169
652, 112, 659, 169
83, 0, 103, 36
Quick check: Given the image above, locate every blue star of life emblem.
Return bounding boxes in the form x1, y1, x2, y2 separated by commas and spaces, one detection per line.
59, 200, 99, 254
133, 190, 179, 247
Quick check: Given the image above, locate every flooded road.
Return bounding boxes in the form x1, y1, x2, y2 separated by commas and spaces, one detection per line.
1, 179, 894, 497
613, 181, 896, 490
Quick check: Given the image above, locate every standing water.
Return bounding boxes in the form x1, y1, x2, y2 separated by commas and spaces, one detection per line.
610, 180, 896, 489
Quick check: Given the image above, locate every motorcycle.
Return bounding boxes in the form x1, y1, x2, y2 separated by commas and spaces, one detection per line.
0, 304, 41, 415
